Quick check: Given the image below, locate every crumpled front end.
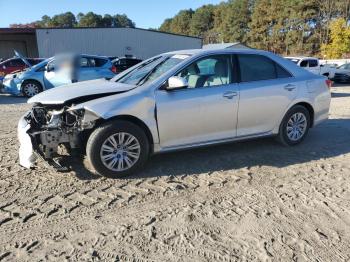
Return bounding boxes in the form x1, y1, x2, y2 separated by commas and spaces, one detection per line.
2, 77, 22, 95
18, 104, 99, 170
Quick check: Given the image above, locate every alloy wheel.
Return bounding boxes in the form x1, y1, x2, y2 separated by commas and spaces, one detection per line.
286, 112, 307, 141
100, 132, 141, 172
23, 83, 40, 97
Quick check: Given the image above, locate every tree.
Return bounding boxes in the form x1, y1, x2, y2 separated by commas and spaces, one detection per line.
49, 12, 77, 27
218, 0, 252, 43
190, 5, 215, 38
321, 18, 350, 59
77, 12, 103, 27
159, 10, 194, 35
114, 14, 135, 27
159, 18, 173, 32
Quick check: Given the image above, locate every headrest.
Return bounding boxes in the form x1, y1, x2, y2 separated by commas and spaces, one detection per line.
187, 64, 200, 75
215, 60, 228, 77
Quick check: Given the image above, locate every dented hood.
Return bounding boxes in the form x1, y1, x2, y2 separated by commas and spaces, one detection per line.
28, 79, 136, 105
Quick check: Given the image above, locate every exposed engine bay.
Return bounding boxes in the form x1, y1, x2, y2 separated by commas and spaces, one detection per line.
21, 104, 99, 170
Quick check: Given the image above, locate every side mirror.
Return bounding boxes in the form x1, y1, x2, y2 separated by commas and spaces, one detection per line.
166, 76, 188, 91
46, 64, 55, 72
320, 64, 324, 67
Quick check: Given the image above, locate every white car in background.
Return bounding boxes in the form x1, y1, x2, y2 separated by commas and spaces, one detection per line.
285, 57, 335, 79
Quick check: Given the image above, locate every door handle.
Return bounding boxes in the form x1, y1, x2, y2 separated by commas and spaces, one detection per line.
284, 84, 296, 91
223, 91, 238, 99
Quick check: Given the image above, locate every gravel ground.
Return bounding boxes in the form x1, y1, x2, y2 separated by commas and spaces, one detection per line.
0, 86, 349, 261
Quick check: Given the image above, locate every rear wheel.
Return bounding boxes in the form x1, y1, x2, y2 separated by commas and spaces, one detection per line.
86, 120, 149, 178
277, 105, 311, 146
22, 81, 42, 97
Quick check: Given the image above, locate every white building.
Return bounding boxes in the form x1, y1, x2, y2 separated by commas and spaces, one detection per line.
36, 27, 202, 59
0, 27, 202, 59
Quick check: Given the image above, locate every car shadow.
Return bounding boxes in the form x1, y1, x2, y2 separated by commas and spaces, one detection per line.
0, 94, 27, 104
68, 118, 350, 180
331, 92, 350, 98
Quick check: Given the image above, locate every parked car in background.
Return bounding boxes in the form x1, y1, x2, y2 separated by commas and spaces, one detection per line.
285, 57, 335, 79
111, 57, 142, 73
0, 57, 44, 77
2, 53, 115, 97
332, 63, 350, 83
18, 49, 331, 177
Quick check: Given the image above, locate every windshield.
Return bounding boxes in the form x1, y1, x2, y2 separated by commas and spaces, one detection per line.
31, 59, 50, 71
115, 54, 190, 86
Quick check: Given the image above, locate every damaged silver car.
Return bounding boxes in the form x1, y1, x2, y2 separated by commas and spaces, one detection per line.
18, 49, 331, 177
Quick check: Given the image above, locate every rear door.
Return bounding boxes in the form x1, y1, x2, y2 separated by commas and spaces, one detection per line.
237, 54, 297, 136
77, 57, 110, 81
156, 54, 239, 148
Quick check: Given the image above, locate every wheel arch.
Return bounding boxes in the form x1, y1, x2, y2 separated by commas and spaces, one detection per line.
99, 115, 155, 150
21, 79, 43, 92
294, 102, 315, 127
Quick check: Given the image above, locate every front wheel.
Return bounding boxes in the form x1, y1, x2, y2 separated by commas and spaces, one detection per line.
86, 120, 150, 178
277, 105, 311, 146
22, 81, 42, 97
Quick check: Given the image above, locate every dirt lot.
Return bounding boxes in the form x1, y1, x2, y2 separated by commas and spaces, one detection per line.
0, 86, 349, 261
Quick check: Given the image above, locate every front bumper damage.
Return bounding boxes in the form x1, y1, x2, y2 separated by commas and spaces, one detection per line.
18, 105, 98, 171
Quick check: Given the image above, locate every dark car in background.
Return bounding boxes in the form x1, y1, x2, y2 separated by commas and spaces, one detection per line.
111, 57, 142, 73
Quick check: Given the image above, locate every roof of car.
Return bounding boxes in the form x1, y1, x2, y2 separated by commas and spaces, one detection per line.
165, 48, 284, 57
285, 56, 319, 60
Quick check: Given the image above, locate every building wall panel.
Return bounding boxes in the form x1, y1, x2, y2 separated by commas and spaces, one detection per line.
36, 28, 202, 59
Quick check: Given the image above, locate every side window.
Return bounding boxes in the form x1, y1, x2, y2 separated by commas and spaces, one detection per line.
276, 63, 292, 78
80, 57, 89, 67
176, 55, 232, 88
238, 54, 276, 82
300, 60, 308, 67
94, 58, 107, 67
308, 59, 318, 67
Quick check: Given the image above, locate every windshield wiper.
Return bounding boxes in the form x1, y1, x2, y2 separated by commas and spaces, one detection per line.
136, 57, 169, 86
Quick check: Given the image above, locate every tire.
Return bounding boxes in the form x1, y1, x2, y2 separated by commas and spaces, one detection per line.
86, 120, 150, 178
22, 80, 42, 97
277, 105, 311, 146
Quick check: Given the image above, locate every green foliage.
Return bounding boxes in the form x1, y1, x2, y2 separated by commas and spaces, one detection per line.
10, 12, 135, 29
321, 18, 350, 59
159, 0, 350, 56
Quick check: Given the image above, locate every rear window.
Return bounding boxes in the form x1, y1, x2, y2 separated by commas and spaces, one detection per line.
94, 58, 108, 67
80, 57, 107, 67
238, 54, 292, 82
308, 59, 318, 67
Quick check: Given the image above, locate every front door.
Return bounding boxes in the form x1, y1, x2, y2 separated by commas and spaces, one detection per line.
155, 55, 239, 149
44, 58, 73, 89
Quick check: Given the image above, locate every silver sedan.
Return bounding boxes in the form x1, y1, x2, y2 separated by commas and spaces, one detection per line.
18, 49, 331, 177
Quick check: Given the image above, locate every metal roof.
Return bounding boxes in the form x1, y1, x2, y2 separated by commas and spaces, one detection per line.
0, 28, 36, 34
0, 27, 201, 40
203, 43, 249, 49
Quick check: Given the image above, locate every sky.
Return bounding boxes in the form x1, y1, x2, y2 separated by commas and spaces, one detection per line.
0, 0, 223, 28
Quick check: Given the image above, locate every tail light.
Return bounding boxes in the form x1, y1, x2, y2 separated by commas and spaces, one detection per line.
325, 79, 332, 89
110, 65, 117, 74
